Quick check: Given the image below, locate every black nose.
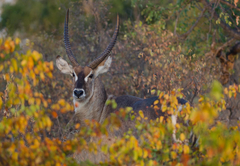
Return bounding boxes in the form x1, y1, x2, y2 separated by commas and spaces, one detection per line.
74, 89, 84, 98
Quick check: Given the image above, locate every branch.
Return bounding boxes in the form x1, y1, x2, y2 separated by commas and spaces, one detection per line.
174, 4, 189, 36
215, 38, 236, 57
219, 3, 239, 29
190, 78, 198, 106
201, 0, 240, 40
220, 0, 240, 12
174, 12, 180, 36
180, 7, 207, 39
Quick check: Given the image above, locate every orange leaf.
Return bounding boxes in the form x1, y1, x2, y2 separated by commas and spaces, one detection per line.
52, 111, 58, 118
234, 0, 239, 6
27, 57, 34, 69
75, 123, 80, 129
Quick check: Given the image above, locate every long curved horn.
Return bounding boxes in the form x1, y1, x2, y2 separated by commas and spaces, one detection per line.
88, 15, 119, 69
64, 9, 79, 67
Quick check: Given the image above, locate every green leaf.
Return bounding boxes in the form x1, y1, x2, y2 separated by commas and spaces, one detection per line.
210, 80, 223, 101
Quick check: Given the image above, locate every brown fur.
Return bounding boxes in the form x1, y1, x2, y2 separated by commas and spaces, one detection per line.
73, 66, 92, 77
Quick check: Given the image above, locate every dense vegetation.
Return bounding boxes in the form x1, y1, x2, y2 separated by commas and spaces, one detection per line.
1, 0, 240, 165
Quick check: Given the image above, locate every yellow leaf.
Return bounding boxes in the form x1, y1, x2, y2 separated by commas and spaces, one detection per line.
21, 59, 27, 66
33, 112, 39, 118
198, 97, 203, 102
40, 72, 45, 81
180, 133, 185, 141
32, 51, 42, 61
36, 98, 41, 105
4, 40, 10, 53
171, 151, 177, 159
138, 148, 143, 157
139, 110, 144, 118
224, 88, 228, 95
8, 144, 16, 153
11, 59, 18, 72
160, 116, 164, 123
15, 38, 21, 45
43, 101, 48, 107
148, 160, 154, 166
153, 100, 159, 105
34, 68, 39, 74
183, 145, 190, 154
13, 98, 20, 105
28, 98, 35, 105
35, 156, 42, 164
133, 150, 138, 161
47, 72, 53, 78
4, 73, 10, 81
0, 65, 3, 72
151, 89, 156, 94
46, 117, 52, 128
49, 61, 54, 71
58, 99, 65, 106
175, 123, 180, 129
56, 163, 61, 166
162, 105, 167, 112
0, 97, 2, 108
154, 105, 159, 110
10, 41, 15, 52
164, 94, 169, 100
158, 92, 164, 99
156, 140, 162, 150
30, 70, 35, 80
143, 149, 148, 158
12, 152, 18, 160
33, 139, 40, 149
9, 66, 14, 73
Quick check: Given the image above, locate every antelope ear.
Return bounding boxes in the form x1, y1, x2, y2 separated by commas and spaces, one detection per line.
94, 56, 112, 77
56, 55, 74, 75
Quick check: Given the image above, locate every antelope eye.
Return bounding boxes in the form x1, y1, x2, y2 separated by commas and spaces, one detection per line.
89, 74, 94, 79
72, 73, 75, 77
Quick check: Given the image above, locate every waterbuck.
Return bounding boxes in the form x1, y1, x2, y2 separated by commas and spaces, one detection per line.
56, 9, 187, 162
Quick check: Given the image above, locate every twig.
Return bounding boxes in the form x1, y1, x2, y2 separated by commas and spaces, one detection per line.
208, 0, 219, 36
190, 78, 198, 105
202, 0, 240, 40
181, 7, 207, 39
219, 3, 239, 29
57, 116, 63, 138
214, 38, 236, 57
174, 14, 179, 36
220, 0, 240, 12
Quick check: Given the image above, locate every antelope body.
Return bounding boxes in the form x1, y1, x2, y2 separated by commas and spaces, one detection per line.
56, 9, 187, 163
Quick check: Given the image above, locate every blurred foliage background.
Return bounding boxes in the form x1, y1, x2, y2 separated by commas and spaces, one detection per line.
1, 0, 240, 165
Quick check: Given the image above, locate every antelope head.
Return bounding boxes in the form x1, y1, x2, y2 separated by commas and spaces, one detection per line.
56, 9, 119, 109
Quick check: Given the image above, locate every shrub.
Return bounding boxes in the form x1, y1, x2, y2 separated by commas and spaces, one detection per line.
0, 38, 240, 165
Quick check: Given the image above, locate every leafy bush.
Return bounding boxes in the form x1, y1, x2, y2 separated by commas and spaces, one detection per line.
0, 38, 240, 165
